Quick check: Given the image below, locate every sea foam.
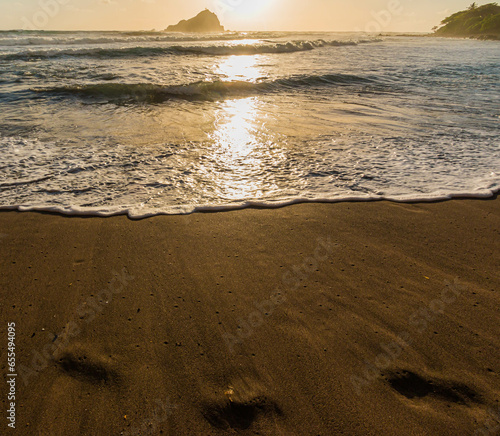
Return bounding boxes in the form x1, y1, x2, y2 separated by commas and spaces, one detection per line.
0, 136, 497, 219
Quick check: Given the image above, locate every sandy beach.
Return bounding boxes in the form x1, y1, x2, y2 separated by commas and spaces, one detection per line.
1, 198, 499, 435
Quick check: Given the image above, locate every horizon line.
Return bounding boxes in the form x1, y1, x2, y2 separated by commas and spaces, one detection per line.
0, 28, 432, 33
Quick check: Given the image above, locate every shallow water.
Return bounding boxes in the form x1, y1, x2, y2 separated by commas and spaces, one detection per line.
0, 31, 499, 217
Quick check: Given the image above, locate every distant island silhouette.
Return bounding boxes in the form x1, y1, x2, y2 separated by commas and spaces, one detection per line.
166, 9, 225, 33
434, 2, 500, 40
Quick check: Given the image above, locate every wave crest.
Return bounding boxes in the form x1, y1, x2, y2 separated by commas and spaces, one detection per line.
1, 38, 381, 61
36, 74, 374, 102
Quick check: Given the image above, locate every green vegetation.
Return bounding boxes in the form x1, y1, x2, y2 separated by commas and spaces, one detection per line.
434, 3, 500, 39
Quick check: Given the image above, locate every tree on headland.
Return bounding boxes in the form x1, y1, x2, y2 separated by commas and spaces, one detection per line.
434, 2, 500, 39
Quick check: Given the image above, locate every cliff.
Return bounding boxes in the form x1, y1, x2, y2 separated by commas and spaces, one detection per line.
166, 9, 225, 33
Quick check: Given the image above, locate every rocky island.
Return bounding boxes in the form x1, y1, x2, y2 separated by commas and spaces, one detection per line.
166, 9, 225, 33
434, 2, 500, 40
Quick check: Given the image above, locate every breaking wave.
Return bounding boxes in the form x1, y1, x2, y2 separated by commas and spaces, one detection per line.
36, 73, 375, 102
0, 31, 288, 46
1, 38, 381, 61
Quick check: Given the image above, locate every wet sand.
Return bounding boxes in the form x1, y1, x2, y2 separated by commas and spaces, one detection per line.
0, 198, 499, 435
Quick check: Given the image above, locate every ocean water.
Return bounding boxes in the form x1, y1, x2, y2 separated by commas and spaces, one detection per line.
0, 30, 499, 217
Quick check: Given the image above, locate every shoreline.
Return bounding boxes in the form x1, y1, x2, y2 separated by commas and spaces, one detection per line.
1, 189, 498, 219
379, 32, 500, 41
1, 198, 499, 434
434, 33, 500, 41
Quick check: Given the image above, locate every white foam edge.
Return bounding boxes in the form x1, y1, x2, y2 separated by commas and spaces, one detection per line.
0, 187, 498, 219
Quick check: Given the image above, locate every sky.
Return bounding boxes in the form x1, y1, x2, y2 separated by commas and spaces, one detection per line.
1, 0, 479, 32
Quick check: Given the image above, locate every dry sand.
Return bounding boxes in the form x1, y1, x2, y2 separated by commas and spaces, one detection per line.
0, 198, 499, 435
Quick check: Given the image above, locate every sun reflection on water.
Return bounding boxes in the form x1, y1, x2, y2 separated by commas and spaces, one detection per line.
215, 54, 264, 83
208, 97, 266, 199
212, 98, 259, 156
201, 54, 289, 201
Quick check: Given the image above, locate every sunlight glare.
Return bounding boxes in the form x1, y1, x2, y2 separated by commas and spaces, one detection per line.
215, 55, 263, 83
212, 97, 259, 157
208, 97, 266, 200
233, 0, 274, 18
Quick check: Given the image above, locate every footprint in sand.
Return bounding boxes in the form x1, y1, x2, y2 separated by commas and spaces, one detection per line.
203, 394, 283, 430
57, 345, 120, 385
385, 369, 481, 405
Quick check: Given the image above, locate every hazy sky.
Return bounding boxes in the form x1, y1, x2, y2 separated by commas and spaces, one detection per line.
2, 0, 477, 32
